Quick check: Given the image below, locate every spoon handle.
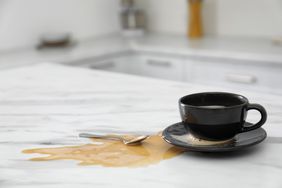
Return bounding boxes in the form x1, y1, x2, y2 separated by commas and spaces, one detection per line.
79, 133, 122, 141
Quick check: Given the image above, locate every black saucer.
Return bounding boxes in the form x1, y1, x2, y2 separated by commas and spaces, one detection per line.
162, 122, 267, 152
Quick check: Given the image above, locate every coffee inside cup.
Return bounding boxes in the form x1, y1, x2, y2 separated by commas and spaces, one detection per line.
181, 93, 246, 108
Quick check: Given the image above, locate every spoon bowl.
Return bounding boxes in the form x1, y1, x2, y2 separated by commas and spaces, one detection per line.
122, 135, 149, 145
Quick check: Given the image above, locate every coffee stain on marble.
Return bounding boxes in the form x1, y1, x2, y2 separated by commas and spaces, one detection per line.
174, 134, 234, 146
22, 134, 185, 167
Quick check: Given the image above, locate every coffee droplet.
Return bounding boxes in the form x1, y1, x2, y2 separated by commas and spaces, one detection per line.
22, 134, 185, 167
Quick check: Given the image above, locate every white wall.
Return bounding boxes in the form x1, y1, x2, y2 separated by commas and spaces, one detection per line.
216, 0, 282, 37
139, 0, 282, 38
1, 0, 281, 51
0, 0, 120, 51
138, 0, 187, 35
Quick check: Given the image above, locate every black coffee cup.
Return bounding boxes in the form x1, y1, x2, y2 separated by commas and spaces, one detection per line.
179, 92, 267, 140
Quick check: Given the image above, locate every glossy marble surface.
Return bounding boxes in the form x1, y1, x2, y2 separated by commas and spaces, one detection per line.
1, 63, 282, 188
1, 33, 282, 70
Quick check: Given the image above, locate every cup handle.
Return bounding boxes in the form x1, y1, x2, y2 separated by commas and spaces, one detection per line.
241, 103, 267, 132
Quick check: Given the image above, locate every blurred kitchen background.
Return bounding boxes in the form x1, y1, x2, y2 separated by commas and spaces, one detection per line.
0, 0, 282, 94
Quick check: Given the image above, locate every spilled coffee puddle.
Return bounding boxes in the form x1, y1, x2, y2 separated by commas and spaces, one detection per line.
23, 134, 185, 167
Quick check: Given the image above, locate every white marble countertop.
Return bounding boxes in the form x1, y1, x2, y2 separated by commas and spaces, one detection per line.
129, 34, 282, 64
0, 35, 130, 69
1, 63, 282, 188
1, 33, 282, 69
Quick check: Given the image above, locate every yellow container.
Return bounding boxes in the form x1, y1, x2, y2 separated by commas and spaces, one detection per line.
188, 0, 203, 39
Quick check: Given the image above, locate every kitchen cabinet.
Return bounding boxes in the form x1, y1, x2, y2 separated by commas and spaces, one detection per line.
68, 55, 133, 74
185, 57, 282, 93
86, 57, 127, 73
68, 54, 186, 82
66, 52, 282, 94
1, 33, 282, 95
132, 54, 185, 81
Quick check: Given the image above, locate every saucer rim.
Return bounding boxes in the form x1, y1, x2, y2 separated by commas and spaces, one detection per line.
162, 122, 267, 152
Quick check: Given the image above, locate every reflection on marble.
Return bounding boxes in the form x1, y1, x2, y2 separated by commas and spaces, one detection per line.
1, 63, 282, 188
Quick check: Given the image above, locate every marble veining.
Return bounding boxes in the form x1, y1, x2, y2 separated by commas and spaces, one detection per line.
1, 63, 282, 187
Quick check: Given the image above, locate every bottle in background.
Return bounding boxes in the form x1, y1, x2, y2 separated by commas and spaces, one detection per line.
188, 0, 203, 39
120, 0, 146, 37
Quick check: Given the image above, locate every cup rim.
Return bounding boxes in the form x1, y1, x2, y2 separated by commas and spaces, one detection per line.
179, 92, 249, 110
